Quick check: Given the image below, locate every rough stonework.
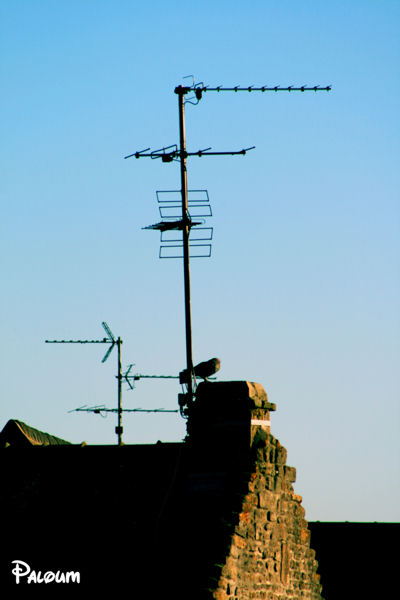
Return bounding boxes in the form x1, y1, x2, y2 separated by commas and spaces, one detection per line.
210, 435, 322, 599
178, 381, 322, 599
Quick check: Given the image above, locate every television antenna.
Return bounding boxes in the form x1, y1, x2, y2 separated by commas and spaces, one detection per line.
125, 77, 331, 412
46, 321, 125, 445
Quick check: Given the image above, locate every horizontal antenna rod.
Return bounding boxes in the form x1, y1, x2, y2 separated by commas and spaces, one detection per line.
102, 408, 178, 413
125, 147, 255, 160
187, 147, 255, 156
188, 85, 331, 92
45, 339, 110, 343
70, 405, 178, 414
125, 373, 216, 381
131, 374, 180, 379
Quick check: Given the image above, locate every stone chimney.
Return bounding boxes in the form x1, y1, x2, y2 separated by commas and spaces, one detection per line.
187, 380, 276, 449
179, 380, 323, 599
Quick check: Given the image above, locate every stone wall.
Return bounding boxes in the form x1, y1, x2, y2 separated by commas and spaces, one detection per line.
210, 434, 322, 599
180, 381, 322, 599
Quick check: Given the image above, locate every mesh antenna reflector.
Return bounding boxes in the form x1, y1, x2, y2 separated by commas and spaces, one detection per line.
159, 244, 212, 259
161, 227, 213, 243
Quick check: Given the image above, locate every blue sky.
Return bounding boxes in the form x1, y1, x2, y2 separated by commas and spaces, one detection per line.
1, 1, 399, 521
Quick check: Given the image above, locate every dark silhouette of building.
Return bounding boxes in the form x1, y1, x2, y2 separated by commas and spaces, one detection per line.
0, 382, 397, 598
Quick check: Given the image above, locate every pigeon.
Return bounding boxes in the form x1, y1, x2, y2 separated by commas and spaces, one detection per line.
179, 358, 221, 384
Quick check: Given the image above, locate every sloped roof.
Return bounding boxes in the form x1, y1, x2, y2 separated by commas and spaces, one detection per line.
0, 419, 71, 447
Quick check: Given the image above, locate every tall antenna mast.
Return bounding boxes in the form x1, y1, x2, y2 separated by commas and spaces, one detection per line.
125, 79, 331, 411
46, 321, 125, 445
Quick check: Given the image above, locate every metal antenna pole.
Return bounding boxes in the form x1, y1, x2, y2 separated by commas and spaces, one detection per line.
176, 85, 194, 406
116, 336, 123, 445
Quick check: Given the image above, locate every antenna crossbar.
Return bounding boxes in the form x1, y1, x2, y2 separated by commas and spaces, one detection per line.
181, 85, 331, 93
125, 147, 255, 161
45, 339, 109, 344
70, 405, 178, 414
132, 374, 180, 379
187, 147, 255, 156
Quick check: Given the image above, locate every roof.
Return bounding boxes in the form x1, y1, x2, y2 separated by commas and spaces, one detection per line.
0, 419, 72, 447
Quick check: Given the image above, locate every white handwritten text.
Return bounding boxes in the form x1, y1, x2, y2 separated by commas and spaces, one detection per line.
11, 560, 80, 584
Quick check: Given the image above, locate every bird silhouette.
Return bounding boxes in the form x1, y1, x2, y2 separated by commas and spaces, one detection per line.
179, 358, 221, 384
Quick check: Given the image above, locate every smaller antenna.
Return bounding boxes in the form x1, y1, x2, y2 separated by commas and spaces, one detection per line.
46, 322, 125, 445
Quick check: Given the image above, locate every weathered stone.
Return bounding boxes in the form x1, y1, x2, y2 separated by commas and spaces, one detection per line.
252, 427, 270, 448
232, 534, 247, 550
239, 511, 251, 524
258, 491, 277, 510
254, 508, 268, 524
283, 466, 296, 483
275, 444, 287, 465
273, 475, 282, 492
211, 422, 322, 599
213, 589, 229, 600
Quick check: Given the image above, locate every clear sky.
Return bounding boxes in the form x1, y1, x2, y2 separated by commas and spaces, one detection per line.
1, 0, 399, 522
